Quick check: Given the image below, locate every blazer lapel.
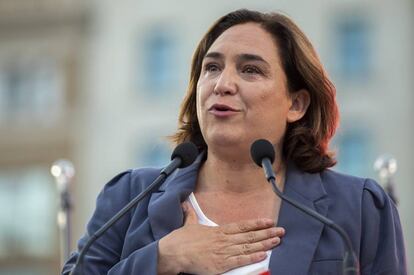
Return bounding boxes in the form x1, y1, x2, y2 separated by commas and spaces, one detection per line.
269, 162, 330, 274
148, 154, 330, 274
147, 153, 204, 240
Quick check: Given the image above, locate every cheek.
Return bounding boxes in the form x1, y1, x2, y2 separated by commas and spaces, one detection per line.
196, 86, 208, 124
196, 91, 202, 121
196, 80, 212, 110
251, 91, 292, 125
248, 91, 281, 113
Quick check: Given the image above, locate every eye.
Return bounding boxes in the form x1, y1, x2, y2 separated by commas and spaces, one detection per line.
204, 63, 221, 72
242, 65, 262, 74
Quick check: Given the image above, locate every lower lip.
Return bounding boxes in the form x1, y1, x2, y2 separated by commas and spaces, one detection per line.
208, 109, 239, 118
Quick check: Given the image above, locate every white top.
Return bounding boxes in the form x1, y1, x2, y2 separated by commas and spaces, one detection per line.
187, 192, 271, 275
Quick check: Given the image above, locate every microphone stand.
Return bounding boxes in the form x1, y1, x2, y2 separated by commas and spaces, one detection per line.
261, 158, 359, 275
70, 160, 180, 275
51, 160, 75, 269
374, 155, 398, 206
69, 142, 198, 275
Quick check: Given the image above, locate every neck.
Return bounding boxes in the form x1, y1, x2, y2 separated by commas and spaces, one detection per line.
196, 146, 286, 195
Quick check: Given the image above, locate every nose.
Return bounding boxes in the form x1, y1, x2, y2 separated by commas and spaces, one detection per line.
213, 67, 238, 96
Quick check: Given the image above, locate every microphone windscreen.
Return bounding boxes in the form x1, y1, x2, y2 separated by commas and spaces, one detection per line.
171, 142, 199, 168
250, 139, 275, 167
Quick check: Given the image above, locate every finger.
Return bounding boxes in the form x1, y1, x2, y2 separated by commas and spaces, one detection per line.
224, 252, 268, 271
228, 236, 281, 256
278, 227, 286, 237
182, 201, 198, 225
230, 227, 285, 244
222, 218, 275, 234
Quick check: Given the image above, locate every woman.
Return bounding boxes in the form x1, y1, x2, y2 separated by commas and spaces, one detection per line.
63, 9, 407, 274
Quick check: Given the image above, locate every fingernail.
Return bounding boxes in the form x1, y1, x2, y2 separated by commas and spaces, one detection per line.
272, 237, 280, 244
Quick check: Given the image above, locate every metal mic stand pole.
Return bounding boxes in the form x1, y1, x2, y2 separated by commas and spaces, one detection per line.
374, 155, 398, 206
51, 160, 75, 269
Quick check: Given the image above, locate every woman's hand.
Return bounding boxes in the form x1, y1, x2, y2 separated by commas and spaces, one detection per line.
157, 202, 285, 275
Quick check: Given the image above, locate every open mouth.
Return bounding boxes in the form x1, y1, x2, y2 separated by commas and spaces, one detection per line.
209, 104, 238, 112
208, 104, 240, 117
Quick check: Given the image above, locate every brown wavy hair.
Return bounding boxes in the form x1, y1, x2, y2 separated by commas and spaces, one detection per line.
170, 9, 339, 173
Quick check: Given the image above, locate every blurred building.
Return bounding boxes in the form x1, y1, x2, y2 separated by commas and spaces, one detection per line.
0, 0, 89, 274
0, 0, 412, 274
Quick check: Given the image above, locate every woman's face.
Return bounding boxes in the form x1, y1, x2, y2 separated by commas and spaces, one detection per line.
196, 22, 300, 152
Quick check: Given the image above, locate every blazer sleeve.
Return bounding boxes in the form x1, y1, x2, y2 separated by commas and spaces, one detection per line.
359, 178, 407, 275
61, 170, 160, 275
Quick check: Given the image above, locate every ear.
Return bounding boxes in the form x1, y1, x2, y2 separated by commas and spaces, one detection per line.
287, 89, 310, 123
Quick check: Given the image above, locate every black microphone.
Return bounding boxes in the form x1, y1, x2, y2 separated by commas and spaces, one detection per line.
250, 139, 359, 275
70, 142, 199, 275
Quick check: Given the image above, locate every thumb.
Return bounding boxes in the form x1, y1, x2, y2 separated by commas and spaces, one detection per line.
182, 201, 198, 225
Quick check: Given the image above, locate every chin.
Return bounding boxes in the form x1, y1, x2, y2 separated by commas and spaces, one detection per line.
206, 132, 247, 148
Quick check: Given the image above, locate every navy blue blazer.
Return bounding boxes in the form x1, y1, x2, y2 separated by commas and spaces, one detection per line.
62, 154, 407, 274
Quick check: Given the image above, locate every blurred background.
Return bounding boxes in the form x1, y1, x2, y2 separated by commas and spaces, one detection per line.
0, 0, 412, 274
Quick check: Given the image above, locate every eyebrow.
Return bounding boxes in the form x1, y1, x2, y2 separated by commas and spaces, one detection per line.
204, 52, 270, 67
238, 53, 268, 65
204, 52, 224, 60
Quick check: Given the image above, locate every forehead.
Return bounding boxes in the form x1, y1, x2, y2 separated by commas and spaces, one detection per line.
206, 22, 280, 62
